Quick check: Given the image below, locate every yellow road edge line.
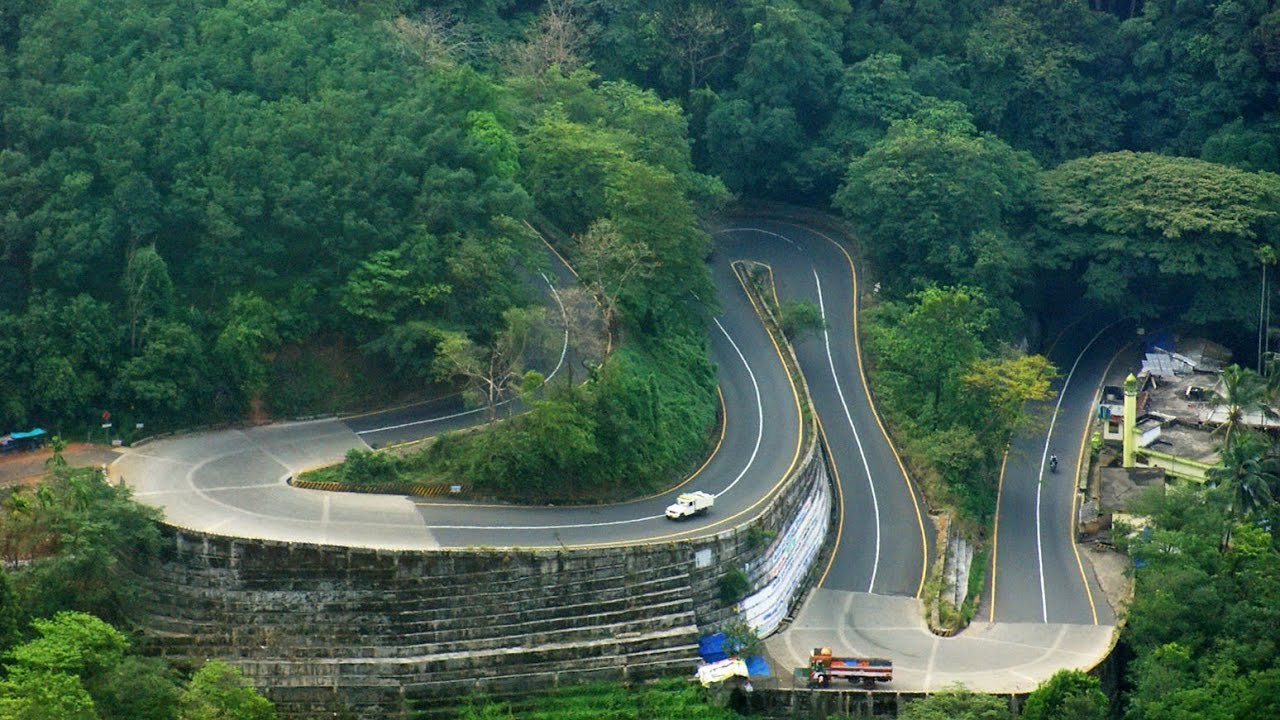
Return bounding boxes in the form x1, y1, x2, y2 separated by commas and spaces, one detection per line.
527, 219, 619, 357
1044, 312, 1090, 358
1068, 489, 1098, 626
340, 390, 463, 422
501, 260, 811, 552
730, 259, 807, 510
990, 448, 1010, 623
1070, 341, 1129, 625
528, 219, 580, 279
814, 413, 845, 589
787, 221, 930, 600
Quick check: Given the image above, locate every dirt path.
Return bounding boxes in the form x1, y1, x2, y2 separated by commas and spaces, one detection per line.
0, 443, 121, 488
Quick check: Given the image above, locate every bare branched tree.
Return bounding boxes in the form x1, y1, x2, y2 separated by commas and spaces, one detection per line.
433, 307, 550, 421
665, 5, 732, 92
574, 220, 657, 351
555, 285, 608, 366
508, 0, 585, 91
385, 10, 484, 68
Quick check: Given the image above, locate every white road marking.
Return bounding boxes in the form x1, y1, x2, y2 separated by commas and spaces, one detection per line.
1035, 325, 1111, 622
814, 270, 882, 594
922, 635, 941, 690
355, 272, 570, 437
714, 226, 797, 246
136, 482, 281, 496
710, 317, 765, 497
426, 317, 764, 530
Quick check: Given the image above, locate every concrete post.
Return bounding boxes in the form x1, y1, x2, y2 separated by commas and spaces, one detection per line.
1123, 373, 1138, 468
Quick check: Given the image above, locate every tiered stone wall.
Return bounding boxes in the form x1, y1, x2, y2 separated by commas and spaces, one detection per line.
137, 444, 829, 719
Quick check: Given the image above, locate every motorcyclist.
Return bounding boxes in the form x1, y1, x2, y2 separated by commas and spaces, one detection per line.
1049, 454, 1058, 473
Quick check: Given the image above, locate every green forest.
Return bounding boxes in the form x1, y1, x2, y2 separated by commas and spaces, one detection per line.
0, 459, 277, 719
6, 0, 1280, 717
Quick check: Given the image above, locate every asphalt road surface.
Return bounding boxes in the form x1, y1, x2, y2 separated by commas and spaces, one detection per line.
113, 215, 1116, 688
989, 318, 1125, 626
713, 220, 930, 598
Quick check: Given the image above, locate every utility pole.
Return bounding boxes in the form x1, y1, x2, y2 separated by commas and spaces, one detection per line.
1257, 246, 1277, 372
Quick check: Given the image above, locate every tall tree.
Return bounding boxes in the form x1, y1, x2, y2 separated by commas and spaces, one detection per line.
179, 660, 275, 720
1207, 430, 1276, 518
835, 104, 1040, 307
1210, 365, 1266, 451
433, 306, 551, 421
1040, 151, 1280, 325
1022, 669, 1108, 720
574, 219, 656, 344
122, 245, 176, 355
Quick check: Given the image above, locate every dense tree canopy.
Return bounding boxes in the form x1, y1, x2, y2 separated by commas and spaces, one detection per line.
9, 0, 1280, 714
0, 0, 543, 431
1040, 151, 1280, 324
1120, 472, 1280, 720
835, 104, 1040, 310
0, 457, 281, 719
863, 286, 1055, 521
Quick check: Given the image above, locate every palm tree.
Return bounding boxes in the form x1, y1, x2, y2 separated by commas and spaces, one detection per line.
1208, 431, 1276, 518
1212, 364, 1265, 450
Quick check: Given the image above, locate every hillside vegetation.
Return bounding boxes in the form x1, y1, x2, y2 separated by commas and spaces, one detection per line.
6, 0, 1280, 716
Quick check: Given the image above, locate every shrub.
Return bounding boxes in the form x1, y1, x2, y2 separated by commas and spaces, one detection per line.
342, 449, 399, 485
718, 568, 751, 605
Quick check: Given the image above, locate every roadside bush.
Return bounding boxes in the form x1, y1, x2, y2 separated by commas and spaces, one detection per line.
721, 618, 762, 657
779, 299, 826, 341
410, 330, 716, 502
341, 449, 400, 486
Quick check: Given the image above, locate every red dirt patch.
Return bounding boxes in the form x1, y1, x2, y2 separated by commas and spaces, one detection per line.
0, 443, 121, 488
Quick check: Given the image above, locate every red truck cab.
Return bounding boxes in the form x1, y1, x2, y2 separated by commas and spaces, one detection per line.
808, 647, 893, 689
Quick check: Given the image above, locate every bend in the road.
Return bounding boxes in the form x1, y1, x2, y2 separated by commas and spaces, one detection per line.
714, 220, 929, 598
114, 213, 1119, 693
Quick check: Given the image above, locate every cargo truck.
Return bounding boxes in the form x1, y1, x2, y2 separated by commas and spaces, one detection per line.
806, 647, 892, 689
665, 491, 714, 519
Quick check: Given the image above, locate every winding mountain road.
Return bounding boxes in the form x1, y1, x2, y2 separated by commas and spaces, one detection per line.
112, 215, 1117, 691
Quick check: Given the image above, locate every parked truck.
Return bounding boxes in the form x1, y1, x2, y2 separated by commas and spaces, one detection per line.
806, 647, 892, 689
665, 491, 714, 519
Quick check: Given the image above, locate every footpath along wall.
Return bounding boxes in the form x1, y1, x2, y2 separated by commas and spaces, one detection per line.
136, 443, 834, 719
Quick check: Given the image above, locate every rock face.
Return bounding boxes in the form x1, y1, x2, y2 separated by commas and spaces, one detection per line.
137, 449, 830, 719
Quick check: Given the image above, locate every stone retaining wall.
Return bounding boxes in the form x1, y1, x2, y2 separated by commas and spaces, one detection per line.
137, 444, 829, 719
744, 688, 1026, 718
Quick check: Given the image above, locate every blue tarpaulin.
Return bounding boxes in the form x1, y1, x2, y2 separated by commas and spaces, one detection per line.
698, 633, 727, 663
744, 655, 770, 677
9, 428, 45, 440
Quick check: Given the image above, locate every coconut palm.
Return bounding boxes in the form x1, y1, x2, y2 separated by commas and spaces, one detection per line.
1212, 364, 1266, 450
1208, 431, 1277, 518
